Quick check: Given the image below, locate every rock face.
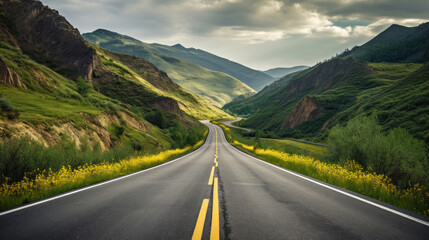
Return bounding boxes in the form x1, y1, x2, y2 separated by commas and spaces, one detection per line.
282, 96, 325, 129
0, 57, 26, 88
0, 0, 102, 80
0, 112, 149, 151
151, 96, 182, 115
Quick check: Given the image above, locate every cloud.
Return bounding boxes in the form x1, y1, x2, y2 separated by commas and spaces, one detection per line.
40, 0, 429, 68
211, 27, 286, 44
42, 0, 429, 42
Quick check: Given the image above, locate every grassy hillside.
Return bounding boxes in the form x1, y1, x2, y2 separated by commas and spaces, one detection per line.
225, 23, 429, 143
223, 71, 301, 116
332, 62, 429, 141
0, 41, 172, 152
0, 0, 224, 155
224, 58, 428, 142
94, 46, 230, 120
83, 29, 255, 107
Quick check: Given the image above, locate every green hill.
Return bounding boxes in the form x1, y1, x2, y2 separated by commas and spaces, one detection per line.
83, 29, 255, 107
0, 0, 228, 153
224, 23, 429, 143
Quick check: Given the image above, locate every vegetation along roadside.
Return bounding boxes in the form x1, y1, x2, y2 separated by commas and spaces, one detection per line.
215, 120, 429, 217
0, 129, 208, 211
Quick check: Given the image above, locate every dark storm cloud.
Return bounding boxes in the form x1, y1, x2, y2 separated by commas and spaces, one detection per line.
301, 0, 429, 19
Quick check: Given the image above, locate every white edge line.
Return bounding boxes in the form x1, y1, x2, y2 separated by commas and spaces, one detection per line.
215, 124, 429, 227
0, 127, 213, 217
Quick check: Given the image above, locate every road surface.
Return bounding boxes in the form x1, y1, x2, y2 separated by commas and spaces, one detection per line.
0, 121, 428, 239
222, 118, 252, 132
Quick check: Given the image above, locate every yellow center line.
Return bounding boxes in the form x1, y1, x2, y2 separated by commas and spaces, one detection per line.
210, 178, 220, 240
215, 129, 218, 151
208, 166, 215, 185
192, 199, 210, 240
192, 129, 221, 240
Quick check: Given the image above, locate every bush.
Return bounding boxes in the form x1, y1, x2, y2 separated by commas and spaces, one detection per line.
0, 97, 19, 119
185, 127, 201, 146
0, 98, 14, 112
327, 115, 429, 187
145, 108, 167, 129
75, 77, 92, 97
168, 121, 185, 148
167, 121, 206, 148
109, 123, 125, 140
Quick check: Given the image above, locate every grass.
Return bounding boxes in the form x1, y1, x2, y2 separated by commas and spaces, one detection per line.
220, 124, 326, 159
218, 123, 429, 217
334, 62, 429, 143
0, 41, 121, 125
0, 137, 206, 211
0, 86, 102, 123
259, 138, 326, 157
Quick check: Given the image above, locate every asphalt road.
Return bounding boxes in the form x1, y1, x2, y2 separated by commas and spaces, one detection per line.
222, 118, 252, 132
0, 121, 428, 239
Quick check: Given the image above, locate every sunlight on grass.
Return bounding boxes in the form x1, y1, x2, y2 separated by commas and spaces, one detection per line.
0, 139, 205, 211
221, 124, 429, 217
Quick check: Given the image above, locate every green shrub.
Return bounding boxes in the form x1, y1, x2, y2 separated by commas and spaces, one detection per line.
145, 109, 167, 129
168, 121, 186, 148
0, 97, 19, 119
185, 127, 202, 146
109, 123, 125, 140
167, 121, 206, 148
327, 115, 429, 187
75, 77, 92, 97
0, 97, 14, 112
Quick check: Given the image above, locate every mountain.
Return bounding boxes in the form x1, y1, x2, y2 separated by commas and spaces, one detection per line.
263, 66, 309, 80
83, 29, 255, 107
149, 42, 275, 91
342, 22, 429, 63
0, 0, 228, 151
224, 23, 429, 143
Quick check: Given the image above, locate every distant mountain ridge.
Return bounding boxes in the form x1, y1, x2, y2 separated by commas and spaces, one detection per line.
83, 29, 255, 107
150, 42, 275, 91
342, 22, 429, 63
263, 66, 309, 80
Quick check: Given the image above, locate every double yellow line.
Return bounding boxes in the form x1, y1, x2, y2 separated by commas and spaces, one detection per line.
192, 129, 220, 240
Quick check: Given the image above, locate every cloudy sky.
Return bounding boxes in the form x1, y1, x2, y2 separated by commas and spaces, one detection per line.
41, 0, 429, 70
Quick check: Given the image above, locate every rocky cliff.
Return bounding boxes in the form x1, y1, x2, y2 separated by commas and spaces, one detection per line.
0, 0, 185, 114
0, 56, 26, 88
281, 96, 325, 129
0, 0, 102, 80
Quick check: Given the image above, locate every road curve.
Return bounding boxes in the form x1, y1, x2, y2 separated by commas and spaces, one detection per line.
222, 118, 252, 132
0, 121, 428, 239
